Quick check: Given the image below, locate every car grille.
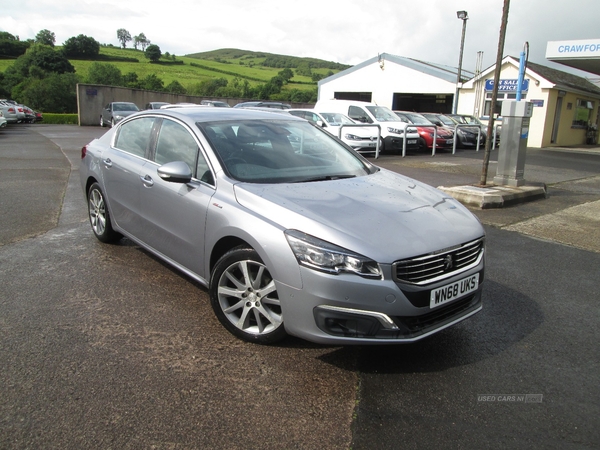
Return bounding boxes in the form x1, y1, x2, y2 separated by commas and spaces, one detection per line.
393, 237, 484, 285
393, 293, 481, 337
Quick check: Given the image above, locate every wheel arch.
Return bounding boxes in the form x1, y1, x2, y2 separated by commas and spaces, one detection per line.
209, 236, 252, 275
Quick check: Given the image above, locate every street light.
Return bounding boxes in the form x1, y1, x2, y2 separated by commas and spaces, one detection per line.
452, 10, 469, 114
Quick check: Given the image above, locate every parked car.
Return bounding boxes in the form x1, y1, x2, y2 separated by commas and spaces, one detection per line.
80, 107, 485, 345
12, 103, 26, 123
0, 111, 7, 128
34, 111, 44, 122
23, 106, 36, 123
159, 103, 204, 109
200, 100, 231, 107
145, 102, 170, 110
234, 101, 291, 110
394, 111, 455, 151
314, 100, 420, 154
100, 102, 140, 127
287, 109, 380, 153
421, 113, 486, 149
448, 114, 500, 148
0, 101, 18, 124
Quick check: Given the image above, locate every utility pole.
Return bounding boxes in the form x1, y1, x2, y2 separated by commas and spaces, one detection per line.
452, 11, 469, 115
480, 0, 510, 186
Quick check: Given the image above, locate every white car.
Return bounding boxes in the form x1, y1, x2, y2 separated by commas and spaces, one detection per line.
314, 100, 420, 154
0, 111, 7, 128
287, 109, 379, 153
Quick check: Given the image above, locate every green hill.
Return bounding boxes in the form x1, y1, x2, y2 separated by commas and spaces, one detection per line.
0, 46, 348, 94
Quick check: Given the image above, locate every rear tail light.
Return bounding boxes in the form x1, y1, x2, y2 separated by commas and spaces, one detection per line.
81, 145, 87, 159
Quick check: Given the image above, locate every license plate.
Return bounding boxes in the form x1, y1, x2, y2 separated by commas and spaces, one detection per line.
430, 274, 479, 309
408, 139, 417, 144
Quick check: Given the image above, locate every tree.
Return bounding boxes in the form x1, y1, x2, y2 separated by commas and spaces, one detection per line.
35, 29, 56, 46
2, 45, 74, 93
133, 33, 150, 51
0, 32, 30, 57
13, 72, 80, 113
117, 29, 132, 49
87, 62, 123, 86
122, 72, 140, 88
278, 68, 294, 83
141, 73, 164, 91
62, 34, 100, 58
165, 80, 186, 94
144, 44, 161, 62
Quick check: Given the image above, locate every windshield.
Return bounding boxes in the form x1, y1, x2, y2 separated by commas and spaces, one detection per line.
114, 103, 139, 112
199, 119, 372, 183
462, 115, 483, 125
365, 106, 400, 122
320, 113, 355, 125
437, 115, 456, 126
404, 113, 434, 125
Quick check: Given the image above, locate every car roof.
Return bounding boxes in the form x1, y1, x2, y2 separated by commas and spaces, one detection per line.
132, 106, 304, 124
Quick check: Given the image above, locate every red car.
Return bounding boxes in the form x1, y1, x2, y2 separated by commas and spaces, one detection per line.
394, 111, 454, 151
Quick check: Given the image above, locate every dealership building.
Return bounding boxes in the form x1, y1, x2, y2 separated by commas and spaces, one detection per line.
317, 39, 600, 148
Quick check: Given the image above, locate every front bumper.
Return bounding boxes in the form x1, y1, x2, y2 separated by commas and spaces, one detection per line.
279, 260, 484, 345
384, 135, 420, 152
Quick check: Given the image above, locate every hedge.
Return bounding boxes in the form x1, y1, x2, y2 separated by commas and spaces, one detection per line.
41, 114, 79, 124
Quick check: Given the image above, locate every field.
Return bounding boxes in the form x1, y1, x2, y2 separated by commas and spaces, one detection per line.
0, 46, 345, 94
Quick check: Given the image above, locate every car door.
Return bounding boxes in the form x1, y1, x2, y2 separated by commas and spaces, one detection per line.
137, 117, 215, 277
100, 116, 156, 237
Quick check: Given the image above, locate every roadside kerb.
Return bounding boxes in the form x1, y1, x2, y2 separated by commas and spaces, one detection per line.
437, 183, 547, 209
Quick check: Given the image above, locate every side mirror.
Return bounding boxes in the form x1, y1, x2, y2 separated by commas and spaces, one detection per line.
316, 120, 325, 128
157, 161, 193, 183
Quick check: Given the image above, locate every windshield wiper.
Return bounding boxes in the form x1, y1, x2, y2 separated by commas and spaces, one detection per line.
294, 174, 357, 183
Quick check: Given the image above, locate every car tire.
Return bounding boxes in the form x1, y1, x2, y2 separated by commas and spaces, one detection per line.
210, 246, 286, 344
87, 182, 121, 243
110, 118, 115, 128
100, 116, 105, 127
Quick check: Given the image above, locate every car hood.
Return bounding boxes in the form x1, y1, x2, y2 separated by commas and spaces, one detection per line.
233, 169, 483, 262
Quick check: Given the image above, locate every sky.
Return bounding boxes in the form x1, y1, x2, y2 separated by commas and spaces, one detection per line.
2, 0, 599, 78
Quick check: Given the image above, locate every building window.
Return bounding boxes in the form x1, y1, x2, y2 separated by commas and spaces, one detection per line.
572, 99, 594, 128
483, 93, 527, 117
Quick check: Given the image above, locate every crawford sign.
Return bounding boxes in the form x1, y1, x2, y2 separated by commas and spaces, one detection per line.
485, 79, 530, 92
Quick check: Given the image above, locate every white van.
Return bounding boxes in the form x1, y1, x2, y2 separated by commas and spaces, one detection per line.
314, 100, 420, 154
287, 109, 379, 153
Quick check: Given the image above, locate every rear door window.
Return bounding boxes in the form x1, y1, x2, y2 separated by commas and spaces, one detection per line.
114, 117, 156, 158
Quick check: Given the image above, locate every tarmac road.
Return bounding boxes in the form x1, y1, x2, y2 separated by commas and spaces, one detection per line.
1, 124, 599, 449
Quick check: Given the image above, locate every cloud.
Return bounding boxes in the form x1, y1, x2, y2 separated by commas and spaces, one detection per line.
2, 0, 597, 77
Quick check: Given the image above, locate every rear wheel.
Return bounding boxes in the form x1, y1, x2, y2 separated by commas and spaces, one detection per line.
210, 247, 286, 344
87, 182, 121, 243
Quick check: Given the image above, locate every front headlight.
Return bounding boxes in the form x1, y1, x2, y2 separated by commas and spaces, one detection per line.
344, 133, 362, 141
387, 127, 405, 135
285, 230, 382, 278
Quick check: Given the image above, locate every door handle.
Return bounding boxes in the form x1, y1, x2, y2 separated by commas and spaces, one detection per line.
102, 158, 112, 168
140, 174, 154, 187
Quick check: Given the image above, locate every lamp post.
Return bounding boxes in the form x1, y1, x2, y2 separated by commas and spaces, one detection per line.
452, 10, 469, 115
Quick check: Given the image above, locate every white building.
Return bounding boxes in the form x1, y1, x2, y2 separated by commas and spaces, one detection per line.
458, 56, 600, 147
318, 47, 600, 148
317, 53, 472, 113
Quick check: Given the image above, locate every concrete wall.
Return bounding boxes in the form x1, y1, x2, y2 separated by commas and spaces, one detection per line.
76, 84, 314, 126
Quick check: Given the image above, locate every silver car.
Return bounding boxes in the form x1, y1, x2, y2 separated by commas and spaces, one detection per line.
100, 102, 140, 127
80, 107, 485, 345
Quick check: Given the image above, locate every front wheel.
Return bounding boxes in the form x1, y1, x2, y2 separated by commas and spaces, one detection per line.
100, 116, 105, 127
87, 182, 121, 243
210, 247, 286, 344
